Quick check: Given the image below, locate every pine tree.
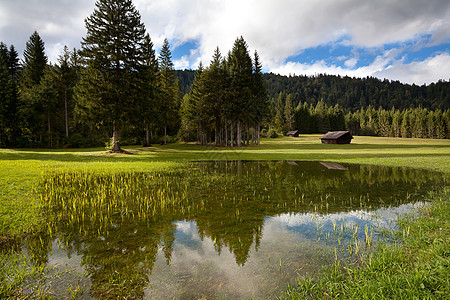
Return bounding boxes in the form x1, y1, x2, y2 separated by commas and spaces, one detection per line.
251, 50, 269, 145
0, 47, 12, 146
158, 38, 180, 144
36, 65, 60, 147
401, 109, 411, 138
53, 46, 78, 139
20, 31, 48, 145
180, 63, 205, 143
139, 34, 159, 146
21, 31, 47, 87
2, 45, 20, 146
284, 94, 294, 131
75, 0, 146, 152
229, 36, 253, 147
274, 92, 286, 132
205, 47, 226, 145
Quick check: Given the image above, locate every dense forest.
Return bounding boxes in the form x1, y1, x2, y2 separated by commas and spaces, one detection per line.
177, 71, 449, 111
0, 0, 449, 149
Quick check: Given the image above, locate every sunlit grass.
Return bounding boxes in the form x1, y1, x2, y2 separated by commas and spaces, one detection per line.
1, 135, 449, 237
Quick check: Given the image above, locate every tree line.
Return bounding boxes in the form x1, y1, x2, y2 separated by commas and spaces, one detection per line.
272, 93, 450, 139
1, 0, 448, 149
178, 72, 449, 113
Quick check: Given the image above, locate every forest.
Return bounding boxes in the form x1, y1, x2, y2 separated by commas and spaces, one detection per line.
0, 0, 449, 150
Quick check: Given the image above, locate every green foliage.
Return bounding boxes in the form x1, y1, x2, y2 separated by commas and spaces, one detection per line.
264, 73, 449, 111
268, 128, 278, 138
178, 38, 270, 146
158, 38, 181, 144
75, 0, 147, 152
290, 98, 450, 138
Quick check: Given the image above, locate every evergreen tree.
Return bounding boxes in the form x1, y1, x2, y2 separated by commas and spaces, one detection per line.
229, 36, 253, 147
54, 46, 78, 139
204, 47, 226, 145
139, 34, 159, 146
392, 109, 402, 137
0, 47, 12, 146
274, 92, 286, 132
19, 31, 48, 146
401, 109, 411, 138
21, 31, 47, 87
181, 63, 207, 144
251, 50, 269, 145
75, 0, 147, 152
158, 38, 180, 144
284, 93, 294, 131
36, 65, 60, 147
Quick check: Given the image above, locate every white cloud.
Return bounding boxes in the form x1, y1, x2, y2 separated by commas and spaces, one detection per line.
173, 55, 190, 70
344, 57, 358, 68
134, 0, 450, 69
270, 48, 450, 84
0, 0, 448, 83
374, 52, 450, 85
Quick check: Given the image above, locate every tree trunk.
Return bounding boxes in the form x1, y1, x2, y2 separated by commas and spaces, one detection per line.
257, 122, 260, 145
230, 122, 234, 147
225, 121, 228, 147
112, 120, 121, 152
246, 124, 250, 146
164, 120, 167, 145
237, 121, 241, 147
146, 125, 150, 146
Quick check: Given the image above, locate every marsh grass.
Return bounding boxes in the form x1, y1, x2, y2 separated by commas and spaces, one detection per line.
0, 135, 448, 298
279, 188, 450, 299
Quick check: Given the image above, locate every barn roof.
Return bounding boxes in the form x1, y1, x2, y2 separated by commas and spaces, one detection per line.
320, 131, 353, 140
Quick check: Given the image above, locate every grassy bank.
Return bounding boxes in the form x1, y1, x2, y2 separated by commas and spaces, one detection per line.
0, 135, 448, 298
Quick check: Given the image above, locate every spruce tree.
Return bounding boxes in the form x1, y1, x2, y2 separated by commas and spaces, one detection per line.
20, 31, 48, 145
54, 46, 78, 138
76, 0, 146, 152
21, 31, 47, 87
284, 94, 294, 131
252, 50, 269, 145
158, 38, 180, 144
139, 34, 159, 146
0, 48, 11, 146
275, 92, 286, 132
229, 36, 253, 147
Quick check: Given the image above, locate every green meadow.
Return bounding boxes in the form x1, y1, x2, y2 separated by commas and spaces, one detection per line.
0, 135, 449, 298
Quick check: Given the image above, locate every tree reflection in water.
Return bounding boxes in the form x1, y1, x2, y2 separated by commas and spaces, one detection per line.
28, 161, 445, 298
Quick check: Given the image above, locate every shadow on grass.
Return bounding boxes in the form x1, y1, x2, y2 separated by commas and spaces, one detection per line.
0, 142, 449, 164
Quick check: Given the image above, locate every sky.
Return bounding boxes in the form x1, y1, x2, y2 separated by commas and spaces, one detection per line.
1, 0, 449, 85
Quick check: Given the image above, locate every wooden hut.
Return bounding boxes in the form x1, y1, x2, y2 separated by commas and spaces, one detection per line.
320, 131, 353, 144
286, 130, 299, 137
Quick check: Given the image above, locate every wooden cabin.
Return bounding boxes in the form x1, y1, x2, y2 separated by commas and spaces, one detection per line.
320, 131, 353, 144
286, 130, 299, 137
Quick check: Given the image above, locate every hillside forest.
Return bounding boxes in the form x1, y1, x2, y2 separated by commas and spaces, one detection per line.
0, 0, 449, 149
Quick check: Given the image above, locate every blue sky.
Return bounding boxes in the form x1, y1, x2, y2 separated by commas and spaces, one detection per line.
1, 0, 449, 84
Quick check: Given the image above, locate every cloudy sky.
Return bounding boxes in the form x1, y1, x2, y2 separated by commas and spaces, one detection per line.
1, 0, 449, 84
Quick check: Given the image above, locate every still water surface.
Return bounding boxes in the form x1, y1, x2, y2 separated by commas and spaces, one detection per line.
34, 161, 445, 299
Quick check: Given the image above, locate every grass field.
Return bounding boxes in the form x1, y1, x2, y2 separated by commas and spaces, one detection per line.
0, 135, 449, 298
1, 134, 449, 237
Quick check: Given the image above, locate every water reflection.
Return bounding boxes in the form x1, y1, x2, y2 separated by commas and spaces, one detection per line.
27, 161, 445, 298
